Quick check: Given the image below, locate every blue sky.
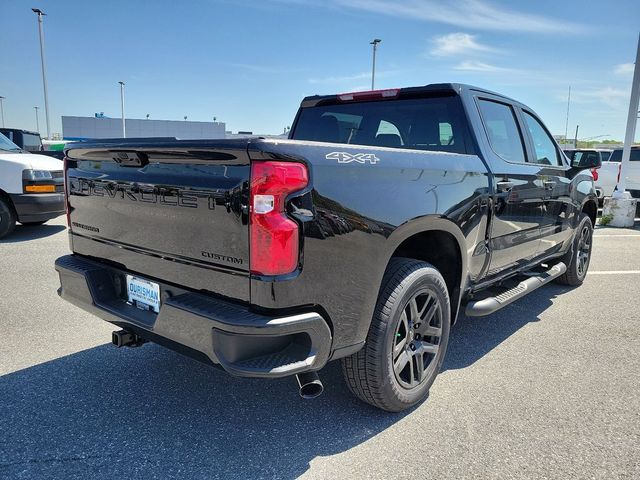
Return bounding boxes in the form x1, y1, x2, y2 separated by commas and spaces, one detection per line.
1, 0, 639, 140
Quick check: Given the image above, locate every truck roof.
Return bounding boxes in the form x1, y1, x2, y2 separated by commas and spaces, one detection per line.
300, 83, 519, 107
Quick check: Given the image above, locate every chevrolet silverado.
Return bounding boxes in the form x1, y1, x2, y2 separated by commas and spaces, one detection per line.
55, 84, 598, 411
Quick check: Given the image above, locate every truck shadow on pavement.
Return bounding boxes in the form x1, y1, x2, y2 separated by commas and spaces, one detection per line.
0, 223, 66, 243
0, 283, 572, 479
0, 345, 406, 479
444, 283, 572, 371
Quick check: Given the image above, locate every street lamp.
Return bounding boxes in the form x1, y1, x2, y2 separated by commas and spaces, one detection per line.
118, 81, 126, 138
34, 106, 40, 134
32, 8, 51, 139
0, 96, 5, 127
370, 38, 382, 90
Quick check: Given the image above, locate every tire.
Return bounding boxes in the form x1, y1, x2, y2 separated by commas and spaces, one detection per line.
0, 197, 17, 239
342, 258, 451, 412
556, 214, 593, 286
19, 220, 47, 226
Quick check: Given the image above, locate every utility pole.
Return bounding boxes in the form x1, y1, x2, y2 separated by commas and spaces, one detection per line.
118, 81, 126, 138
34, 106, 40, 134
370, 39, 382, 90
32, 9, 51, 139
574, 125, 579, 148
0, 96, 5, 127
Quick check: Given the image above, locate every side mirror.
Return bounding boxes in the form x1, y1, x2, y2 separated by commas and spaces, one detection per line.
570, 153, 601, 170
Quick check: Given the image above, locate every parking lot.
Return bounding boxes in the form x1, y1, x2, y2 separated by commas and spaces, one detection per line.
0, 216, 639, 479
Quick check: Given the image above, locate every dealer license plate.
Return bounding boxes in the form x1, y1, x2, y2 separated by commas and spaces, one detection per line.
126, 275, 161, 313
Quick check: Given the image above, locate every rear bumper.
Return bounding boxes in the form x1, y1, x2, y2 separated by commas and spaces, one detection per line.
55, 254, 332, 378
10, 193, 65, 223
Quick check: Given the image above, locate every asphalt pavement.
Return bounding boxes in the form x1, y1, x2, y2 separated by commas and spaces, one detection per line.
1, 216, 639, 479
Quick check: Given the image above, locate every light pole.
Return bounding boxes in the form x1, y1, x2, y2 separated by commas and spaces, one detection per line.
601, 33, 640, 228
32, 8, 51, 139
0, 96, 5, 127
34, 107, 40, 134
370, 38, 382, 90
118, 81, 126, 138
617, 33, 640, 195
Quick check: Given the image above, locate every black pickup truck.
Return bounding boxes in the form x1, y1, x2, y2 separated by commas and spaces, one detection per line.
55, 84, 598, 412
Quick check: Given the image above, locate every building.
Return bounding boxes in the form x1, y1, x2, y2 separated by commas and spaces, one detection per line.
61, 116, 226, 140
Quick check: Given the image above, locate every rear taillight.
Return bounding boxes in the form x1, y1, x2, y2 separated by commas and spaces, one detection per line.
250, 161, 308, 276
590, 167, 599, 181
63, 156, 70, 227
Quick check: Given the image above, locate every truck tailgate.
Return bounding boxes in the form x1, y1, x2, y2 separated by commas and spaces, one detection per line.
65, 140, 251, 301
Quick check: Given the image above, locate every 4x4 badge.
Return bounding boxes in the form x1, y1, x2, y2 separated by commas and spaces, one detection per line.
326, 152, 380, 165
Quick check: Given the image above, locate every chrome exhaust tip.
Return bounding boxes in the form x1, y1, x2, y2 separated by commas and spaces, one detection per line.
296, 371, 324, 399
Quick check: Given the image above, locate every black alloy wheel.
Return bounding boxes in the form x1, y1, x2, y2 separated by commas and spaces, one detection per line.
392, 289, 443, 389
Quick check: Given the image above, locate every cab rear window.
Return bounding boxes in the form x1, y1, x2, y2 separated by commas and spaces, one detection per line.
291, 96, 473, 154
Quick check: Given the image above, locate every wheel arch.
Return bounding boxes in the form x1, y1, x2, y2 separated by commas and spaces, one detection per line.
384, 216, 468, 324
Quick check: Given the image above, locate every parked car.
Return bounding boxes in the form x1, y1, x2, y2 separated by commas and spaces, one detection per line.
564, 149, 610, 203
55, 84, 598, 411
0, 133, 65, 238
0, 128, 65, 160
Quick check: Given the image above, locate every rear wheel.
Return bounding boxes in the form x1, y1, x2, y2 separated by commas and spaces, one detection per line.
0, 197, 17, 239
556, 214, 593, 286
342, 258, 450, 412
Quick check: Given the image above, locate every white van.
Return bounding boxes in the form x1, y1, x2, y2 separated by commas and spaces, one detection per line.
0, 133, 65, 238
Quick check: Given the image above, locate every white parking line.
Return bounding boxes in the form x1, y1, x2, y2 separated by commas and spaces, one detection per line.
593, 234, 640, 237
588, 270, 640, 275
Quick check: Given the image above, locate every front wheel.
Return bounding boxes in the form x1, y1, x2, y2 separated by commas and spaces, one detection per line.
0, 198, 17, 239
556, 214, 593, 286
342, 258, 451, 412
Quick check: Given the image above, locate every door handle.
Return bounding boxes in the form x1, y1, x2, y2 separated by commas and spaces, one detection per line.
496, 181, 514, 193
543, 180, 556, 190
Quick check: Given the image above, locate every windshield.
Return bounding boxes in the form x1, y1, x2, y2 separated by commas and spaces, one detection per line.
291, 95, 472, 154
0, 133, 22, 152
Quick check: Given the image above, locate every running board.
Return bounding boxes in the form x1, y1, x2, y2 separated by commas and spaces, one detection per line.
465, 262, 567, 317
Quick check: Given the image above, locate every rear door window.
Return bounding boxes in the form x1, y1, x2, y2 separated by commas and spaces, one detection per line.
477, 99, 526, 163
